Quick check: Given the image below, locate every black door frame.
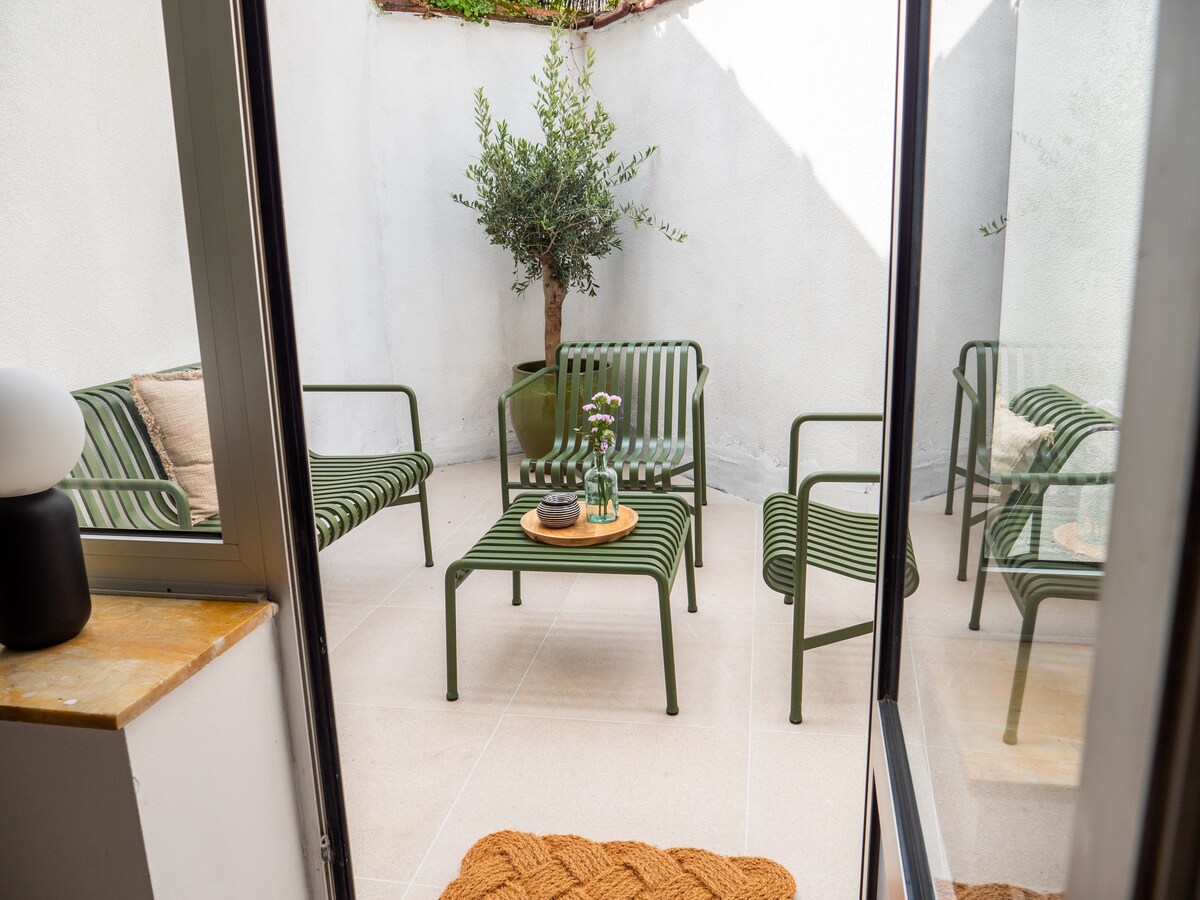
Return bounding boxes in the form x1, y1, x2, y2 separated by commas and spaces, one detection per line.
861, 0, 936, 895
239, 0, 356, 896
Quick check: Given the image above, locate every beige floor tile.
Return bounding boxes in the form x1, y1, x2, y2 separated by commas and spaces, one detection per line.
413, 715, 749, 889
352, 879, 410, 900
331, 606, 556, 713
508, 612, 752, 729
923, 743, 1073, 891
751, 623, 872, 736
323, 602, 375, 650
747, 730, 867, 900
400, 885, 445, 900
318, 552, 420, 607
338, 705, 499, 884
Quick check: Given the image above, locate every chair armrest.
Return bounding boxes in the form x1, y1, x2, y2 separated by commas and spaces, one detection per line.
497, 366, 559, 471
988, 469, 1115, 489
952, 367, 988, 451
58, 477, 193, 529
794, 470, 882, 567
691, 364, 710, 406
788, 413, 883, 493
303, 384, 425, 452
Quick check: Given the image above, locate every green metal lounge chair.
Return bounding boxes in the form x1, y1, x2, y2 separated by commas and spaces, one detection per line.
761, 413, 919, 724
968, 386, 1118, 744
60, 369, 434, 562
945, 339, 999, 580
498, 340, 709, 564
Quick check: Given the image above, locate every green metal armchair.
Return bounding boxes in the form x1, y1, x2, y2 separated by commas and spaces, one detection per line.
968, 387, 1119, 744
945, 339, 999, 580
498, 340, 709, 564
762, 414, 919, 724
60, 370, 434, 562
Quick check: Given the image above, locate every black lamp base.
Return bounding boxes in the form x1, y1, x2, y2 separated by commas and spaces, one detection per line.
0, 488, 91, 651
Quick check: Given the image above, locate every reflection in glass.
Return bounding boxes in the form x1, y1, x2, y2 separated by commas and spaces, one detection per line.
1, 4, 217, 536
901, 0, 1158, 892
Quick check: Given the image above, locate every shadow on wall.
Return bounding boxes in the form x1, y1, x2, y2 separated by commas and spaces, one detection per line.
910, 0, 1018, 499
282, 1, 900, 504
438, 1, 897, 503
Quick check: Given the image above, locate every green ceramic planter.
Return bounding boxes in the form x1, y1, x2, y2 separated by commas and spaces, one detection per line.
510, 359, 611, 459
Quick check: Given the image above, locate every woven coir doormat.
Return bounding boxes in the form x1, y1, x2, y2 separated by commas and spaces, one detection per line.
442, 831, 797, 899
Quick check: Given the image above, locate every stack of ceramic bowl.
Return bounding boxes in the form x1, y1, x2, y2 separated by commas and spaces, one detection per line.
536, 492, 580, 529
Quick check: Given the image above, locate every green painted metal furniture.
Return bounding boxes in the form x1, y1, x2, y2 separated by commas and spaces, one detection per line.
59, 370, 434, 562
498, 341, 709, 565
445, 492, 696, 715
945, 339, 999, 580
968, 385, 1119, 744
761, 413, 920, 724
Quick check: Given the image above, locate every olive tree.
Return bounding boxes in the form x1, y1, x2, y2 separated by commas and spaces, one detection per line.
452, 26, 684, 366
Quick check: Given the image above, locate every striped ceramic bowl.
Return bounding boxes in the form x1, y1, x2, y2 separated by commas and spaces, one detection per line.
536, 493, 581, 529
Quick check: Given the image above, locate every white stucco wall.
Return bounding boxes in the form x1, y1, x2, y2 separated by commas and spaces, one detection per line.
3, 0, 1023, 503
270, 0, 905, 500
0, 1, 200, 389
995, 0, 1157, 415
911, 0, 1017, 498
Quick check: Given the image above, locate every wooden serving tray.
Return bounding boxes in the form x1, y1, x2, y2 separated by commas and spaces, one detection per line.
520, 502, 638, 547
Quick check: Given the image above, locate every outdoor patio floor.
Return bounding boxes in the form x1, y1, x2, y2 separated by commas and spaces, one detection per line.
319, 460, 1093, 898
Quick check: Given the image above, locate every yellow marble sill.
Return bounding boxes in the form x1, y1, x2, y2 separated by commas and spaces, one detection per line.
0, 595, 276, 730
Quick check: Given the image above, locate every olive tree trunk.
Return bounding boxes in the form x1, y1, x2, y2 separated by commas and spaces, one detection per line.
540, 255, 566, 367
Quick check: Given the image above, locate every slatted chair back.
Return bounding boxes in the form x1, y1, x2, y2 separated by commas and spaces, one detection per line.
552, 340, 702, 484
987, 384, 1120, 560
66, 374, 204, 531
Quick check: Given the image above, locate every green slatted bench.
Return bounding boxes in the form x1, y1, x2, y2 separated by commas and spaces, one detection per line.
761, 414, 920, 724
968, 384, 1119, 744
444, 492, 696, 716
59, 369, 434, 562
499, 340, 709, 565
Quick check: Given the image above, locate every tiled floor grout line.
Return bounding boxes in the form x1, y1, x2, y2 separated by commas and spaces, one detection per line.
332, 698, 868, 739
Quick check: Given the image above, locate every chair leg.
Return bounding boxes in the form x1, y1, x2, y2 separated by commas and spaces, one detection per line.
946, 383, 965, 516
512, 571, 522, 606
655, 576, 680, 716
969, 536, 989, 631
445, 565, 461, 702
417, 482, 434, 568
684, 523, 698, 613
789, 564, 808, 724
1004, 601, 1041, 745
693, 494, 704, 568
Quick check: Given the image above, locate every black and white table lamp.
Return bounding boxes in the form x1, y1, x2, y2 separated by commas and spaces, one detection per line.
0, 369, 91, 650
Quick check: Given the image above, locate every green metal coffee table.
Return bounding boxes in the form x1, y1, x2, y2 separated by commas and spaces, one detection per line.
445, 492, 697, 715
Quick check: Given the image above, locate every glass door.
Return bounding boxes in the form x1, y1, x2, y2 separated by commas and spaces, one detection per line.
866, 0, 1200, 895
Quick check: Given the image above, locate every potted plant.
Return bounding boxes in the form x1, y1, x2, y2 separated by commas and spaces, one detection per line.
453, 23, 684, 457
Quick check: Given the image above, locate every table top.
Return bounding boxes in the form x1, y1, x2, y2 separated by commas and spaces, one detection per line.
452, 492, 691, 580
0, 595, 275, 730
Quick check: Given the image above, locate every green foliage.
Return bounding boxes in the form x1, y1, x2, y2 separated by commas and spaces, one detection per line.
452, 26, 685, 298
429, 0, 500, 23
426, 0, 616, 25
979, 214, 1008, 237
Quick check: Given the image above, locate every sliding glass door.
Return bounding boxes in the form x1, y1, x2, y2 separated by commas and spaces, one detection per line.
866, 0, 1200, 895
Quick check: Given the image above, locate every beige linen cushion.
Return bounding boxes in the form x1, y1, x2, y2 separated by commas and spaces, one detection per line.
990, 401, 1054, 474
129, 370, 218, 525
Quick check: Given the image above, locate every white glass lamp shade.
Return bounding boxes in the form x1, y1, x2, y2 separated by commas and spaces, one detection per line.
0, 369, 86, 498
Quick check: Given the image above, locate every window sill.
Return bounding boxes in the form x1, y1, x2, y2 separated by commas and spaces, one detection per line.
0, 595, 275, 730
